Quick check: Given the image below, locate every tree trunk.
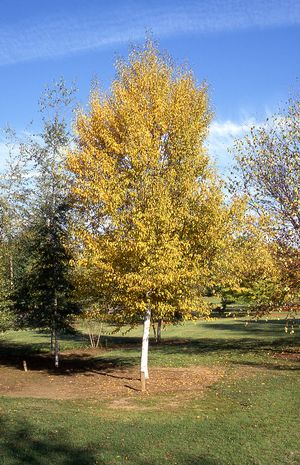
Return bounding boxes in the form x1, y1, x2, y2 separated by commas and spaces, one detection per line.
53, 296, 59, 367
152, 323, 157, 342
9, 254, 14, 290
95, 323, 102, 348
50, 328, 55, 355
88, 327, 94, 348
157, 318, 162, 343
54, 330, 59, 368
141, 306, 151, 384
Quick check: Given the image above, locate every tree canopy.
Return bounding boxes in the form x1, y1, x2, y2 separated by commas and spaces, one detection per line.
68, 40, 235, 379
233, 97, 300, 313
234, 98, 300, 248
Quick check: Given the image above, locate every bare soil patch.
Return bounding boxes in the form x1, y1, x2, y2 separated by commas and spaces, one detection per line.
273, 351, 300, 361
0, 349, 225, 401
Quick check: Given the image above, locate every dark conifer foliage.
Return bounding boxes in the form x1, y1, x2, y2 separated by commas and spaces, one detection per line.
13, 201, 79, 333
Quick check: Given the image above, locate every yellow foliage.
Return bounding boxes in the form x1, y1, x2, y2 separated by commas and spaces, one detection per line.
68, 40, 240, 323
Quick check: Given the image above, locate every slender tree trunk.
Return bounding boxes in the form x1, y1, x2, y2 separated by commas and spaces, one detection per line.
152, 323, 157, 342
50, 328, 55, 355
54, 331, 59, 368
53, 295, 59, 368
157, 318, 162, 343
141, 306, 151, 386
95, 323, 102, 348
88, 327, 94, 348
9, 254, 14, 290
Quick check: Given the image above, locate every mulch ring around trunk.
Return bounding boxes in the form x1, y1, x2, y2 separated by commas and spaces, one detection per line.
0, 349, 225, 400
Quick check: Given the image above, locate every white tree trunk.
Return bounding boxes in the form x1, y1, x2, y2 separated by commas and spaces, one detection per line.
9, 254, 14, 290
50, 328, 55, 355
54, 331, 59, 368
141, 306, 151, 380
53, 296, 59, 367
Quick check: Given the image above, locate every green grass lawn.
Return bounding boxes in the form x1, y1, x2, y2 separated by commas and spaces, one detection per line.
0, 318, 299, 465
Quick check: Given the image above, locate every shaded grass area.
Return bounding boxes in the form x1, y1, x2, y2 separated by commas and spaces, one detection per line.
0, 318, 299, 373
0, 371, 299, 465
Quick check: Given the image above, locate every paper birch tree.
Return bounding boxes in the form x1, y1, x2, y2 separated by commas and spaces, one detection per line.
68, 40, 228, 385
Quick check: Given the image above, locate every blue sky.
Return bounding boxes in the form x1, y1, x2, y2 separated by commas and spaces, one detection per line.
0, 0, 300, 171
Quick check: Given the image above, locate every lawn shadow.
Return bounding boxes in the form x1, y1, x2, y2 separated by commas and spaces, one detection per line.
0, 414, 227, 465
0, 339, 137, 376
1, 319, 299, 375
153, 337, 300, 372
230, 358, 300, 371
0, 325, 140, 375
0, 415, 97, 465
204, 318, 300, 337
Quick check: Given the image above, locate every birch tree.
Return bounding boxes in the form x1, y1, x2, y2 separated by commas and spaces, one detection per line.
68, 40, 229, 386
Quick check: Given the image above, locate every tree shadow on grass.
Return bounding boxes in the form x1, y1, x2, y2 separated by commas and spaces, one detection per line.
230, 358, 300, 371
1, 319, 299, 375
0, 325, 140, 375
206, 318, 300, 336
1, 335, 299, 375
0, 413, 226, 465
149, 330, 300, 352
102, 318, 300, 350
0, 416, 97, 465
0, 339, 137, 376
146, 333, 300, 372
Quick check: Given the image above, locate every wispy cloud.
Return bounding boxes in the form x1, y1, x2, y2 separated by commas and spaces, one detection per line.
207, 118, 259, 170
0, 0, 300, 66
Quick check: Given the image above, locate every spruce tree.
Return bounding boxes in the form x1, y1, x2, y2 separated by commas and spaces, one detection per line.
13, 202, 78, 366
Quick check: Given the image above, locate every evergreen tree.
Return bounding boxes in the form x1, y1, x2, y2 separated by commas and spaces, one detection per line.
13, 202, 79, 366
2, 78, 79, 365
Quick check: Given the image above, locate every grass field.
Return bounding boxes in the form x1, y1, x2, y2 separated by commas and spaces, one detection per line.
0, 317, 299, 465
